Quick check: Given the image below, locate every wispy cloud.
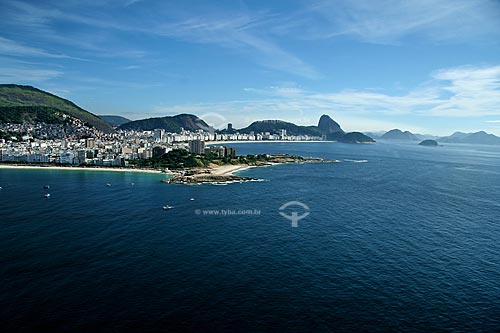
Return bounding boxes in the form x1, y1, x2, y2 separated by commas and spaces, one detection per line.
282, 0, 500, 44
0, 67, 63, 82
0, 36, 75, 59
0, 1, 319, 78
153, 14, 319, 78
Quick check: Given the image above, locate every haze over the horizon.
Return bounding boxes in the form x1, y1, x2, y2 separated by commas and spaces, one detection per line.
1, 0, 499, 135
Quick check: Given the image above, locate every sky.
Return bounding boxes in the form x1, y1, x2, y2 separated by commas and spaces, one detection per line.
1, 0, 500, 135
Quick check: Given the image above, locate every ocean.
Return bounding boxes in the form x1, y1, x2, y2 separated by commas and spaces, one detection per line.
1, 141, 500, 332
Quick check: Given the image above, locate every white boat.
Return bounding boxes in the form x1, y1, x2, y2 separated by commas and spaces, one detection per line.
106, 183, 112, 187
190, 198, 195, 201
163, 205, 174, 210
43, 185, 50, 189
44, 193, 51, 198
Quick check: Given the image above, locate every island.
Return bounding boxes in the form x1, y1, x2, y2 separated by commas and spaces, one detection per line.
129, 149, 337, 184
418, 139, 438, 147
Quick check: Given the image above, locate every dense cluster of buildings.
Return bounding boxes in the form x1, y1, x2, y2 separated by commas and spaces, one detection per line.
0, 122, 322, 166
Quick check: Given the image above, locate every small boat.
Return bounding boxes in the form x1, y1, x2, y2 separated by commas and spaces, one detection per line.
190, 198, 195, 201
43, 185, 50, 189
131, 183, 135, 186
163, 205, 174, 210
106, 183, 112, 187
44, 193, 51, 198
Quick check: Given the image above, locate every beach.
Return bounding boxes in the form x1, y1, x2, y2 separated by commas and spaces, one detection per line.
0, 164, 164, 174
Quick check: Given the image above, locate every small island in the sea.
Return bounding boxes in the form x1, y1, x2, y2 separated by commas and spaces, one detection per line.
418, 139, 439, 147
129, 149, 336, 184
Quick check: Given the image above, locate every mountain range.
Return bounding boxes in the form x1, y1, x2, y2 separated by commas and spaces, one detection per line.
438, 131, 500, 145
373, 128, 500, 145
380, 129, 420, 141
118, 112, 373, 143
0, 84, 114, 133
2, 84, 500, 145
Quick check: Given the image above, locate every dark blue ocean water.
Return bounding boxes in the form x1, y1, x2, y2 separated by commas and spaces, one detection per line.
2, 141, 500, 332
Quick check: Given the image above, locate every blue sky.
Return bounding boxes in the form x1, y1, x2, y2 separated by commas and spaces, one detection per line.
1, 0, 500, 135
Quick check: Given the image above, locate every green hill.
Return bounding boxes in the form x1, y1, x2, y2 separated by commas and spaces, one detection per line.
0, 84, 114, 133
118, 114, 212, 133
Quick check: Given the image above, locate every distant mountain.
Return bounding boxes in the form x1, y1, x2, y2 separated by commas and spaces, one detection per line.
381, 129, 420, 141
238, 120, 322, 136
438, 131, 500, 145
0, 84, 114, 133
118, 114, 212, 133
99, 115, 131, 127
318, 114, 344, 134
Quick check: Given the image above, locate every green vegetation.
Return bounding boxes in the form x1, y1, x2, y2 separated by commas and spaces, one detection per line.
0, 84, 114, 133
129, 149, 274, 169
0, 130, 23, 141
0, 106, 67, 125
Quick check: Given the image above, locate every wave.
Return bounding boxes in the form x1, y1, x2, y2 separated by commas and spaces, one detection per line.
343, 159, 368, 163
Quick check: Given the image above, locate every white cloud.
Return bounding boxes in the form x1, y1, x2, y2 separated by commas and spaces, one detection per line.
301, 0, 500, 44
0, 36, 69, 59
0, 67, 63, 82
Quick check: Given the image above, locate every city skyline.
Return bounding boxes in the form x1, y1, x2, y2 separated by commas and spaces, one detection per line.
1, 0, 500, 135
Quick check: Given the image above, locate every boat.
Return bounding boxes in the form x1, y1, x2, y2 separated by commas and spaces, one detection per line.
190, 198, 195, 201
43, 185, 50, 189
106, 183, 112, 187
162, 205, 174, 210
44, 193, 51, 198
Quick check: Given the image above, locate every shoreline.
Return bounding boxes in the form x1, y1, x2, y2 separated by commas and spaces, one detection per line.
0, 164, 165, 174
206, 140, 328, 145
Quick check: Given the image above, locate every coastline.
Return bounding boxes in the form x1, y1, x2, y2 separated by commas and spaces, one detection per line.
206, 140, 328, 145
0, 164, 165, 174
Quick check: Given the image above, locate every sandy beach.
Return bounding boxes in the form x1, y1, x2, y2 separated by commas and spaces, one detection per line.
209, 164, 255, 176
0, 164, 165, 174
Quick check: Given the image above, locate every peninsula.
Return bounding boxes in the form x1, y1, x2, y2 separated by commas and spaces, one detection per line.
143, 149, 338, 184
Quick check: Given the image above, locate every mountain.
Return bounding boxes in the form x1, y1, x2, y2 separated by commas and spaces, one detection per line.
118, 114, 212, 133
0, 84, 114, 133
381, 129, 420, 141
237, 120, 322, 136
318, 114, 344, 134
338, 132, 375, 144
99, 115, 131, 127
439, 131, 500, 145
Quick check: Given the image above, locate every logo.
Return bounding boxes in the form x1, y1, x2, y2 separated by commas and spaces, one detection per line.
279, 201, 310, 227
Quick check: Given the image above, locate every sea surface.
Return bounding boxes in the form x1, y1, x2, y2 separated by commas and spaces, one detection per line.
2, 141, 500, 332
